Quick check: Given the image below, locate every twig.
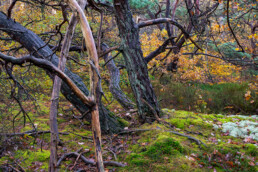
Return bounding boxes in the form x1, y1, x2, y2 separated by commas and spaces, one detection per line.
7, 164, 20, 172
103, 161, 126, 167
56, 152, 126, 167
167, 130, 207, 147
68, 131, 93, 140
107, 148, 117, 160
71, 152, 83, 170
103, 51, 120, 67
0, 130, 69, 137
7, 0, 18, 18
56, 152, 95, 167
117, 129, 157, 135
99, 45, 120, 58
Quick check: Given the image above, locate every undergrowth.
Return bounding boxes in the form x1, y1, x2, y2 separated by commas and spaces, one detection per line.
153, 78, 257, 114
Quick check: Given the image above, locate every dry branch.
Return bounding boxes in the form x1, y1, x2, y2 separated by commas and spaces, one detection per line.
66, 0, 104, 171
56, 152, 126, 167
0, 130, 69, 137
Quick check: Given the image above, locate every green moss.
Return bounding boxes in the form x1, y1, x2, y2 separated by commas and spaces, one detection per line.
0, 157, 8, 163
217, 118, 232, 123
13, 149, 50, 170
37, 118, 49, 122
175, 110, 194, 117
143, 136, 184, 161
245, 144, 257, 156
131, 144, 141, 152
126, 153, 149, 166
169, 118, 186, 129
38, 122, 49, 130
216, 114, 224, 118
57, 118, 66, 123
18, 149, 50, 162
189, 118, 203, 125
20, 126, 33, 132
118, 118, 130, 127
40, 163, 49, 170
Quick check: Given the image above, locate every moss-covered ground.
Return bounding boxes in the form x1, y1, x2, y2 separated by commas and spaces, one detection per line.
0, 104, 257, 171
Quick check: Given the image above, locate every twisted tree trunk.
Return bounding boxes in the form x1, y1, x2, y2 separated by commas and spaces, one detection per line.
101, 43, 134, 110
113, 0, 161, 123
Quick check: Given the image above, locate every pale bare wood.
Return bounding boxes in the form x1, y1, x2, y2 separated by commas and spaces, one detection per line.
66, 0, 104, 171
49, 1, 87, 171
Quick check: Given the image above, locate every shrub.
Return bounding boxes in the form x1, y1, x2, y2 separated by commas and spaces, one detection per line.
153, 80, 257, 114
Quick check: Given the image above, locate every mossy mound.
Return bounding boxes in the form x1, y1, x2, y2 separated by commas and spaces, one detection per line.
118, 109, 257, 172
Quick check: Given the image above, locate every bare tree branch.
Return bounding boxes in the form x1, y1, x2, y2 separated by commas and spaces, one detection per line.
226, 0, 244, 52
0, 52, 95, 107
138, 18, 203, 51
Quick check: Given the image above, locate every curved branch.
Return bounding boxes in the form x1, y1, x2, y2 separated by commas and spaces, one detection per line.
138, 18, 188, 35
0, 53, 95, 107
144, 37, 177, 63
138, 18, 203, 51
226, 0, 244, 52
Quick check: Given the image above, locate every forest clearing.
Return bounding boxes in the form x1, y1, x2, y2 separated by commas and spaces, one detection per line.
0, 0, 257, 171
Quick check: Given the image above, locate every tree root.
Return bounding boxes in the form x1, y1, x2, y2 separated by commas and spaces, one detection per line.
57, 152, 126, 168
140, 98, 175, 128
116, 128, 207, 148
167, 130, 207, 147
0, 130, 69, 137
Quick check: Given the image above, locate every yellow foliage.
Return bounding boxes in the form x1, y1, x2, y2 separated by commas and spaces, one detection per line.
141, 29, 170, 67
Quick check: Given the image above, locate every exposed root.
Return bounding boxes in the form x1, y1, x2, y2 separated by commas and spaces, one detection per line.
0, 130, 69, 137
167, 130, 207, 147
57, 152, 126, 168
116, 128, 207, 148
141, 98, 174, 128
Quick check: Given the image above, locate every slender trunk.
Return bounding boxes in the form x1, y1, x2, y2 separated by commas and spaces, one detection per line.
171, 0, 179, 36
113, 0, 160, 123
101, 43, 134, 110
48, 1, 86, 171
250, 23, 257, 60
67, 0, 104, 171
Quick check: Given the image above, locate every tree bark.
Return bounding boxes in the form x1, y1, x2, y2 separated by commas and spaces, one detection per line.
0, 12, 123, 133
101, 43, 134, 110
113, 0, 161, 123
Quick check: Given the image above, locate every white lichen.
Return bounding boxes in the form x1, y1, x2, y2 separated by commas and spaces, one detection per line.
221, 120, 258, 141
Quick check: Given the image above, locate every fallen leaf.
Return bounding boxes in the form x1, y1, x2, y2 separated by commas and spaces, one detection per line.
248, 161, 255, 166
226, 161, 234, 167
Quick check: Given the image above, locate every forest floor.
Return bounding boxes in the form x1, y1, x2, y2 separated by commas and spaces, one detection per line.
0, 101, 257, 172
